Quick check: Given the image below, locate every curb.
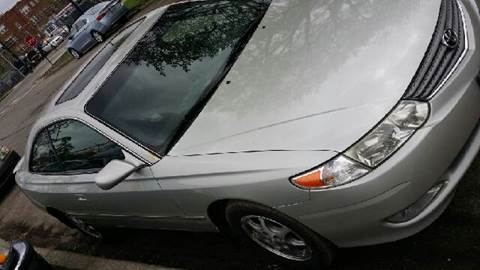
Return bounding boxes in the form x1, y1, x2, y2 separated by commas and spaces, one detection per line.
36, 247, 183, 270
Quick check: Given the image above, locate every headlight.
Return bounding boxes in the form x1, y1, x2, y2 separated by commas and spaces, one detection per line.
0, 240, 11, 267
291, 100, 429, 190
0, 146, 10, 161
345, 101, 429, 167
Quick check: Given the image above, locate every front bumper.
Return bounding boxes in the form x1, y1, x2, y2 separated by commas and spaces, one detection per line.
277, 2, 480, 246
279, 76, 480, 247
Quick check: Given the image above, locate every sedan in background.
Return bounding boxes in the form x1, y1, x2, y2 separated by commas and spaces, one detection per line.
67, 0, 128, 59
15, 0, 480, 269
50, 36, 64, 48
0, 146, 19, 190
40, 40, 54, 54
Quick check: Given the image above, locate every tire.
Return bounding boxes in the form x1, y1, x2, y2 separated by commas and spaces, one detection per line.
225, 201, 335, 269
91, 30, 104, 43
68, 48, 81, 59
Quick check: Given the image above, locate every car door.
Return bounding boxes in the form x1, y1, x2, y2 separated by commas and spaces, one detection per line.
29, 119, 182, 227
71, 19, 90, 51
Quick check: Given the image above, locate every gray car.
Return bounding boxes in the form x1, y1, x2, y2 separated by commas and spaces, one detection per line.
15, 0, 480, 268
67, 0, 128, 59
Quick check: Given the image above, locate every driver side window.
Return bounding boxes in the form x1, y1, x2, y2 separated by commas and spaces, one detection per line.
30, 119, 124, 174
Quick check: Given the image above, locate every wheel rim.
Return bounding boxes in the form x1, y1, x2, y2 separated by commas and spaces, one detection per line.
69, 216, 102, 239
240, 215, 312, 261
70, 50, 80, 59
93, 32, 103, 42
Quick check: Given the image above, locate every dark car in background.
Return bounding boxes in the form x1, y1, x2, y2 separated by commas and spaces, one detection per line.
0, 146, 19, 190
24, 50, 44, 68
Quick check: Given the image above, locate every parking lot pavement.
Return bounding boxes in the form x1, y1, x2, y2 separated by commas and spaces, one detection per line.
0, 0, 478, 269
37, 247, 183, 270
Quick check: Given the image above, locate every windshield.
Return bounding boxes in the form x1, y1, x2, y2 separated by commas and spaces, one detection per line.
85, 0, 270, 155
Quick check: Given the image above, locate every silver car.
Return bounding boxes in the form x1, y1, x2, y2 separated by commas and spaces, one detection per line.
66, 0, 128, 59
15, 0, 480, 268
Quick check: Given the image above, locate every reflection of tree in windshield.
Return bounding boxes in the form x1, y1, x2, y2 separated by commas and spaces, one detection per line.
124, 0, 269, 76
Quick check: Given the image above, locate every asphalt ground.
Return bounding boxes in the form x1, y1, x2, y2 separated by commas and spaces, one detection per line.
0, 1, 479, 269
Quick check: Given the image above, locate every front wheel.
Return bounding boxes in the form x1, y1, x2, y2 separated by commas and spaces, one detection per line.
225, 201, 335, 269
68, 48, 81, 59
91, 31, 104, 43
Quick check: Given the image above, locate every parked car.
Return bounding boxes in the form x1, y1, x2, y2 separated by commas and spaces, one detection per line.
40, 41, 54, 54
15, 0, 480, 268
50, 36, 64, 48
0, 147, 20, 190
67, 0, 129, 59
0, 240, 51, 270
13, 58, 32, 75
24, 50, 43, 68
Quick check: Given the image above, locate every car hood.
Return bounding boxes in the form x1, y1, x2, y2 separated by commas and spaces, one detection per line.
169, 0, 440, 156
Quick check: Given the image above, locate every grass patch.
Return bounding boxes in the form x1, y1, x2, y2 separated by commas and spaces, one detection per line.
43, 52, 74, 78
0, 87, 14, 103
122, 0, 149, 9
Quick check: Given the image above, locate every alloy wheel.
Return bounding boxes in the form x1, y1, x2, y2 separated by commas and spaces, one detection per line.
70, 49, 80, 59
240, 215, 312, 261
92, 32, 104, 43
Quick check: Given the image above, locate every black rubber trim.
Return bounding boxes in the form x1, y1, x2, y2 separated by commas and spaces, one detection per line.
403, 0, 465, 100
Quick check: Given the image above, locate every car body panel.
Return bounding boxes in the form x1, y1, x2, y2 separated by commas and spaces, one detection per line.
151, 150, 337, 216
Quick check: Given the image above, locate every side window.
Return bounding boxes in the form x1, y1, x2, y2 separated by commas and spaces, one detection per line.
30, 120, 125, 174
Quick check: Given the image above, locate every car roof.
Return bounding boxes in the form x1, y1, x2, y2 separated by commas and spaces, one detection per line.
85, 1, 110, 16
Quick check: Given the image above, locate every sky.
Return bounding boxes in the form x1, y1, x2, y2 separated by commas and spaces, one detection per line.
0, 0, 18, 14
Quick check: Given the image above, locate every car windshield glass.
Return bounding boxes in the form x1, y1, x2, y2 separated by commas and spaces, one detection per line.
85, 0, 270, 156
70, 19, 86, 36
57, 19, 144, 105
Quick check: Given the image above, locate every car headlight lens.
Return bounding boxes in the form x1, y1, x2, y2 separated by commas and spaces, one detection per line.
0, 146, 10, 161
345, 101, 429, 167
291, 100, 429, 190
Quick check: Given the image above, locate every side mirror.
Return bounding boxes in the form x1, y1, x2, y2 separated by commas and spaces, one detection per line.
95, 160, 143, 190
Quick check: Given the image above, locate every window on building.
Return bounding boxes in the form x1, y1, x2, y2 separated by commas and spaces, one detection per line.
5, 36, 14, 46
0, 25, 6, 35
30, 16, 39, 24
29, 1, 36, 7
14, 22, 22, 30
20, 5, 31, 15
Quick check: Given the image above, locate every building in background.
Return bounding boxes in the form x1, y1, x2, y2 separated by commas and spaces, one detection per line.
0, 0, 72, 56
